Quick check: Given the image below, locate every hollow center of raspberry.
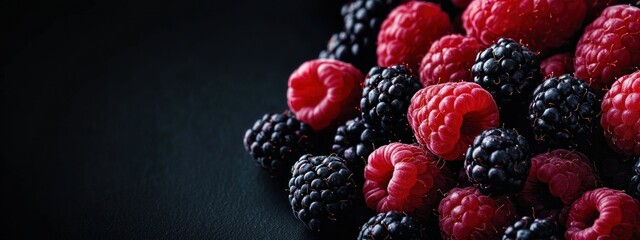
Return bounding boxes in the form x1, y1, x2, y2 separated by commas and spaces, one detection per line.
583, 210, 600, 228
300, 78, 328, 107
460, 111, 485, 137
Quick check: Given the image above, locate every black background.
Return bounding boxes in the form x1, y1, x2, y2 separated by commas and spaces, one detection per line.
0, 0, 379, 239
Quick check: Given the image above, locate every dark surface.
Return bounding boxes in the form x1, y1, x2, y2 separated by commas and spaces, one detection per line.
0, 0, 381, 239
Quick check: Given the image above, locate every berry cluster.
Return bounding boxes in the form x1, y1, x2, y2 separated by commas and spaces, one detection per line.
243, 1, 640, 239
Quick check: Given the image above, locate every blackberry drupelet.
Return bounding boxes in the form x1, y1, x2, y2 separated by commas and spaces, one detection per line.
243, 112, 313, 176
503, 216, 558, 240
528, 75, 598, 149
361, 65, 422, 143
357, 211, 424, 240
320, 0, 402, 72
288, 155, 358, 232
332, 117, 384, 184
464, 128, 532, 194
629, 157, 640, 201
472, 38, 542, 107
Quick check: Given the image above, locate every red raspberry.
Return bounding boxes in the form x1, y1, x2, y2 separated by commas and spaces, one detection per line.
363, 143, 454, 218
438, 187, 518, 239
516, 150, 599, 225
418, 34, 484, 87
462, 0, 586, 54
600, 70, 640, 155
376, 1, 451, 73
574, 5, 640, 93
566, 188, 640, 240
407, 82, 499, 160
287, 59, 363, 131
540, 53, 574, 78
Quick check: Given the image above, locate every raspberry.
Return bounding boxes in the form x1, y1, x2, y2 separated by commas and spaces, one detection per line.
528, 75, 599, 149
540, 53, 574, 78
503, 216, 559, 240
418, 34, 484, 87
600, 70, 640, 155
584, 0, 619, 20
565, 188, 640, 240
363, 143, 454, 218
438, 187, 518, 239
464, 128, 532, 195
407, 82, 500, 160
357, 211, 424, 240
243, 112, 315, 176
287, 59, 364, 131
574, 5, 640, 93
376, 1, 451, 72
516, 150, 599, 225
462, 0, 586, 54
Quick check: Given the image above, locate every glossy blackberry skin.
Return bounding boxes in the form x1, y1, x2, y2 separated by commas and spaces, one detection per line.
360, 65, 422, 143
320, 0, 402, 72
332, 117, 384, 184
503, 216, 558, 240
288, 155, 358, 232
528, 75, 598, 149
472, 38, 542, 107
243, 112, 313, 177
464, 128, 532, 195
629, 157, 640, 201
357, 211, 423, 240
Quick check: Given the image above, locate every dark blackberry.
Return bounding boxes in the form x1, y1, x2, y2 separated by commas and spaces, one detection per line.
360, 65, 422, 143
628, 157, 640, 201
528, 74, 598, 149
357, 211, 424, 240
320, 0, 402, 72
503, 216, 558, 240
320, 31, 376, 73
243, 112, 313, 176
332, 117, 384, 184
464, 128, 532, 194
472, 38, 542, 107
288, 155, 358, 232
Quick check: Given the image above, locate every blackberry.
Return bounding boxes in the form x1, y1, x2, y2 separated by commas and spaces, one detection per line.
360, 65, 422, 143
472, 38, 542, 107
503, 216, 558, 240
288, 155, 358, 232
357, 211, 424, 240
629, 157, 640, 201
528, 75, 598, 149
320, 31, 376, 73
243, 112, 313, 176
320, 0, 402, 72
332, 117, 384, 184
464, 128, 532, 194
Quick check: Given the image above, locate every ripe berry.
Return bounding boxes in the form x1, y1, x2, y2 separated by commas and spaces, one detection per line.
503, 216, 559, 240
357, 211, 424, 240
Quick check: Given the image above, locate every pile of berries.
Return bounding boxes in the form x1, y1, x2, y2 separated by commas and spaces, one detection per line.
243, 0, 640, 239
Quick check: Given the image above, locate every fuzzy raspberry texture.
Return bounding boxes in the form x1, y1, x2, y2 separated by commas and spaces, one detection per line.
287, 59, 364, 131
418, 34, 484, 87
377, 1, 451, 72
516, 150, 599, 225
438, 187, 518, 240
566, 188, 640, 240
600, 71, 640, 155
540, 53, 574, 78
462, 0, 586, 54
574, 5, 640, 93
407, 82, 499, 160
363, 143, 454, 218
